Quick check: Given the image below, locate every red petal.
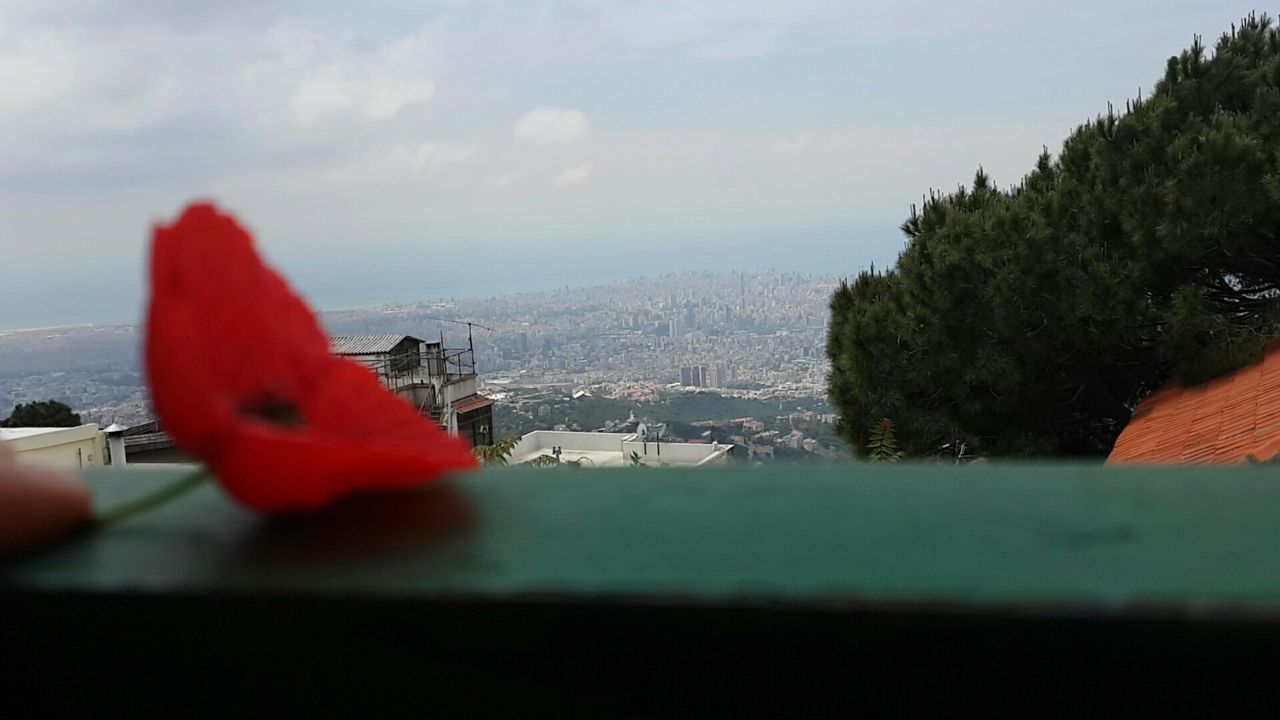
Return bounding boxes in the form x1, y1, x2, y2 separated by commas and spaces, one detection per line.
147, 204, 330, 455
146, 203, 478, 512
211, 359, 477, 512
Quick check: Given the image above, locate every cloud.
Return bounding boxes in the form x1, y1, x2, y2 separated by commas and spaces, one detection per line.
514, 107, 588, 143
553, 163, 594, 188
319, 142, 476, 184
773, 133, 813, 152
291, 72, 434, 124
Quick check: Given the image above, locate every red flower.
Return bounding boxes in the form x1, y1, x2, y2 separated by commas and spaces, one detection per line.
145, 203, 477, 512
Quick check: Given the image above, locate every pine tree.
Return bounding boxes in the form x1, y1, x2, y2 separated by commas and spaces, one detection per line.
828, 14, 1280, 458
1, 400, 82, 428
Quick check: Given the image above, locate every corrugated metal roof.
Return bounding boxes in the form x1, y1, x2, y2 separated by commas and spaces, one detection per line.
1108, 344, 1280, 465
329, 335, 422, 355
123, 431, 174, 452
454, 394, 493, 414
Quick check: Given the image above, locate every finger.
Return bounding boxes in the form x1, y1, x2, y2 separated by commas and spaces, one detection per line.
0, 463, 92, 557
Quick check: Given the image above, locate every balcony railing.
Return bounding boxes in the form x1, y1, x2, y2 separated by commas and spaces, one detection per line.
361, 347, 476, 392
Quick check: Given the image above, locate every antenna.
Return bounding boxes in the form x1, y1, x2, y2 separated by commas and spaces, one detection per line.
420, 315, 496, 361
420, 314, 496, 333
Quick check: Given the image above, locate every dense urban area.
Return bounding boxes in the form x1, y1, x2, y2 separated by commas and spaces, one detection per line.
0, 271, 849, 462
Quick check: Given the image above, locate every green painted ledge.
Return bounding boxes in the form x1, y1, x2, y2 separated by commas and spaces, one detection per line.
5, 463, 1280, 711
3, 462, 1279, 614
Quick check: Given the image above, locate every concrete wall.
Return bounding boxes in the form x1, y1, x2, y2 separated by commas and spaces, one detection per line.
440, 377, 479, 433
511, 431, 635, 459
623, 440, 732, 466
511, 430, 733, 467
2, 425, 104, 471
441, 377, 478, 406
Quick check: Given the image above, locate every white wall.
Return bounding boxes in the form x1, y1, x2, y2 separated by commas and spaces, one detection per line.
2, 425, 104, 471
441, 377, 478, 405
513, 431, 635, 457
623, 440, 731, 466
511, 430, 733, 467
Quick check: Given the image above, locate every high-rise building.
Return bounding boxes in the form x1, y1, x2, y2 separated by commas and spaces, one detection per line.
518, 332, 529, 355
708, 364, 728, 389
679, 365, 708, 387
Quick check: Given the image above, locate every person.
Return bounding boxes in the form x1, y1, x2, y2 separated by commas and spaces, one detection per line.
0, 440, 90, 557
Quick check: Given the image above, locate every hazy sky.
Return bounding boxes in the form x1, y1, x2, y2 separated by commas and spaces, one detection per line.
0, 0, 1263, 328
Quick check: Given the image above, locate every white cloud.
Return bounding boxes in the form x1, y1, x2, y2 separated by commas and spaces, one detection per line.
773, 133, 813, 152
319, 142, 476, 184
489, 170, 524, 190
514, 107, 588, 143
553, 163, 593, 188
413, 143, 477, 171
290, 71, 356, 124
289, 61, 434, 125
365, 77, 435, 120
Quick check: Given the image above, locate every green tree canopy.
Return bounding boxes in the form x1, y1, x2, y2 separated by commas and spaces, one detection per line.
828, 15, 1280, 458
1, 400, 82, 428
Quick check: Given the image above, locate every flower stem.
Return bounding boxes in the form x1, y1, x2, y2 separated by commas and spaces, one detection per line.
92, 468, 210, 527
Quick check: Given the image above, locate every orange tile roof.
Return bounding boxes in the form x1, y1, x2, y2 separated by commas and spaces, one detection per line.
1108, 344, 1280, 465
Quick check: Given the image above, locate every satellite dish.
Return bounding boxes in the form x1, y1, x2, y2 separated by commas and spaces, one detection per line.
637, 423, 648, 439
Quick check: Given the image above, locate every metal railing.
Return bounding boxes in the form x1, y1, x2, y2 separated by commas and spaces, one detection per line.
360, 347, 476, 392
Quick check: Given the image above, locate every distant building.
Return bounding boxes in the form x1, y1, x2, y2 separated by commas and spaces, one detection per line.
518, 332, 530, 355
509, 430, 734, 468
707, 365, 728, 389
679, 365, 708, 388
330, 334, 494, 447
120, 420, 192, 464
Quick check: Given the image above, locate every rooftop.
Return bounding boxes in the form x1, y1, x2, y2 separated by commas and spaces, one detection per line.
329, 335, 423, 355
509, 430, 733, 468
1108, 344, 1280, 465
0, 427, 77, 441
0, 424, 101, 451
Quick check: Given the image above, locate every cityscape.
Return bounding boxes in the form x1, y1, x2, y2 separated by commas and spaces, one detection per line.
0, 270, 849, 462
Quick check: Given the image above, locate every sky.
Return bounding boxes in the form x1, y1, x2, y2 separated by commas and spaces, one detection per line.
0, 0, 1265, 328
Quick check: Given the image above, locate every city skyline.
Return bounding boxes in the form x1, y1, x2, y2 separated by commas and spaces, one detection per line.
1, 270, 834, 425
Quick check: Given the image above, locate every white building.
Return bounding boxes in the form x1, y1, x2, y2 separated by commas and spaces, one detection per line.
509, 430, 734, 468
0, 425, 104, 470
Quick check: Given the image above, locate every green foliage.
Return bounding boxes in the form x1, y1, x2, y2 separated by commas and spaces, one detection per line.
828, 14, 1280, 458
865, 419, 903, 463
1, 400, 81, 428
473, 435, 519, 466
526, 454, 562, 468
